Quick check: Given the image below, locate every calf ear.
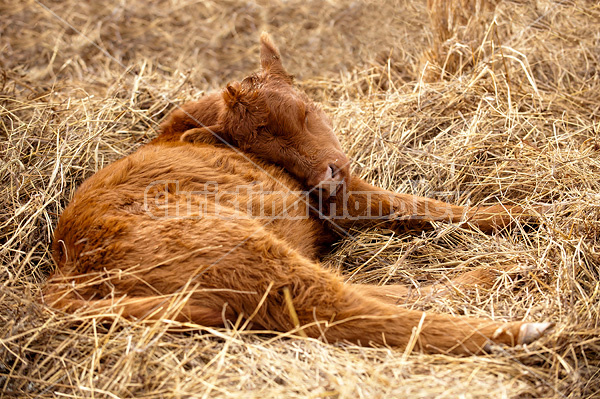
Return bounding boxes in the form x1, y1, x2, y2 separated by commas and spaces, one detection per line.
220, 82, 268, 148
222, 82, 245, 108
180, 126, 225, 144
259, 32, 293, 84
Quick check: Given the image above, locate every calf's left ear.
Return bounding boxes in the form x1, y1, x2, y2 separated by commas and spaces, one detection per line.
219, 82, 269, 147
222, 82, 248, 108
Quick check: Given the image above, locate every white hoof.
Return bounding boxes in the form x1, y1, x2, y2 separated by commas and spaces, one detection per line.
518, 322, 553, 344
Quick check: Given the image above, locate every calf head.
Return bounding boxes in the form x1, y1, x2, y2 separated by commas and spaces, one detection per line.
181, 33, 350, 196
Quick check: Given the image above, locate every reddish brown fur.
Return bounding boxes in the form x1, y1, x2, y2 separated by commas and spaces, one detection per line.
44, 33, 542, 355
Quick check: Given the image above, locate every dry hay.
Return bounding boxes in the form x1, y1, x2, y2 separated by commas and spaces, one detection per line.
1, 0, 599, 397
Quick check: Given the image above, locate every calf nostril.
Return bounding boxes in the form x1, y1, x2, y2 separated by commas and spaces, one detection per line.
329, 164, 339, 178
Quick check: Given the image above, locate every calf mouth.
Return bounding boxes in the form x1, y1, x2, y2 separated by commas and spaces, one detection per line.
313, 164, 346, 197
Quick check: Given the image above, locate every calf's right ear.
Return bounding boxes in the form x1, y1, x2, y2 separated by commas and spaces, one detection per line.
259, 32, 293, 84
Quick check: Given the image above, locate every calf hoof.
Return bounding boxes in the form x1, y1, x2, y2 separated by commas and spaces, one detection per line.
518, 322, 554, 344
484, 322, 553, 352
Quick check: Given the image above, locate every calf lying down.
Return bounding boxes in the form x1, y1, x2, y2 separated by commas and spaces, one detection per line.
43, 33, 551, 355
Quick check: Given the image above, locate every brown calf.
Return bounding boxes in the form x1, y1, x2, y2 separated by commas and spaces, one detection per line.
43, 33, 551, 355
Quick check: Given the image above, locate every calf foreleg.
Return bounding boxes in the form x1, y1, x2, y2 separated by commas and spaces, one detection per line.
326, 176, 535, 233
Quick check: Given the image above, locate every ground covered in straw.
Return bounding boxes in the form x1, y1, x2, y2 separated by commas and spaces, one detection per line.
1, 0, 599, 397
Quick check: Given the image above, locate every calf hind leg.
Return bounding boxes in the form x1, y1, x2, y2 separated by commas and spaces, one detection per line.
180, 229, 551, 355
42, 287, 233, 327
357, 266, 508, 305
289, 280, 551, 354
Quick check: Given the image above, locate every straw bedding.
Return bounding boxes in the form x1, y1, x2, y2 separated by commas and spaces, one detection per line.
1, 0, 599, 397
